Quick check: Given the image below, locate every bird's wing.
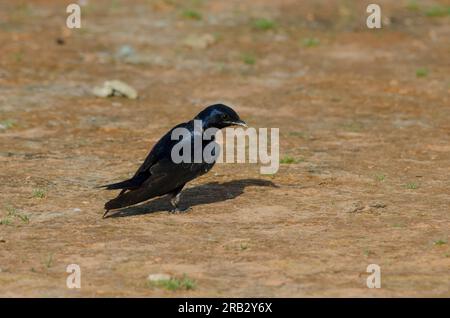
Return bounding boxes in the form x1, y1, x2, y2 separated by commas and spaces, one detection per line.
104, 127, 215, 210
100, 122, 189, 190
132, 122, 189, 178
104, 158, 212, 210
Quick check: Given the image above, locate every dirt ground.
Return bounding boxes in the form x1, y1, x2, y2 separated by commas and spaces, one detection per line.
0, 0, 449, 297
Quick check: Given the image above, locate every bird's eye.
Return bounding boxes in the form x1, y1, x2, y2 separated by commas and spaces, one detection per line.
221, 114, 227, 120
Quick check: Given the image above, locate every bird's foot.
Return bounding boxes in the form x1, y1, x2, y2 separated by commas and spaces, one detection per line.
169, 207, 192, 214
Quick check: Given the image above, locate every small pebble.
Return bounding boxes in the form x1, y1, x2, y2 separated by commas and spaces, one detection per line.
183, 34, 215, 49
93, 85, 113, 98
92, 80, 138, 99
116, 45, 135, 59
105, 80, 138, 99
147, 273, 171, 282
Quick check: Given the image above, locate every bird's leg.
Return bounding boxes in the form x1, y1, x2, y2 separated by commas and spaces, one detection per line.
169, 193, 181, 212
169, 184, 191, 213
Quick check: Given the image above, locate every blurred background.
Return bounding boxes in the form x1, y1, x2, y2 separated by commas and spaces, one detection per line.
0, 0, 449, 297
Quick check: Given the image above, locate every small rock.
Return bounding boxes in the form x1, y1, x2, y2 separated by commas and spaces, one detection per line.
343, 200, 387, 214
147, 273, 171, 282
105, 80, 138, 99
344, 201, 365, 213
116, 45, 135, 59
73, 208, 81, 212
369, 202, 386, 209
92, 85, 113, 98
92, 80, 138, 99
183, 34, 215, 49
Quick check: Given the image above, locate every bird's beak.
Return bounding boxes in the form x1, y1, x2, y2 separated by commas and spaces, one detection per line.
231, 119, 248, 128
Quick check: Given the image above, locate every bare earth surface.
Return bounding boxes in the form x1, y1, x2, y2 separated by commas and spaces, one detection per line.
0, 0, 449, 297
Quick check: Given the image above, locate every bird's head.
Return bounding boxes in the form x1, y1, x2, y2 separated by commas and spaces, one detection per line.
194, 104, 247, 129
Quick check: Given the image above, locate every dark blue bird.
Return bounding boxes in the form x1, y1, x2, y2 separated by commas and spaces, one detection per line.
100, 104, 246, 217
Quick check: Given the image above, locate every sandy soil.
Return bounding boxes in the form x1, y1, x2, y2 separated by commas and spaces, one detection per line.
0, 0, 449, 297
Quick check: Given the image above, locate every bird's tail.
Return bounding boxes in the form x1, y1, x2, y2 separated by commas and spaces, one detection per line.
97, 174, 148, 190
97, 179, 137, 190
104, 195, 128, 210
104, 187, 158, 211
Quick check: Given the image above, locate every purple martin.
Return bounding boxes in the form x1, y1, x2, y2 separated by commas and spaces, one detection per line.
99, 104, 246, 218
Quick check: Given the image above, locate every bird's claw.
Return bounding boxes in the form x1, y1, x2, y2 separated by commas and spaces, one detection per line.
169, 207, 192, 214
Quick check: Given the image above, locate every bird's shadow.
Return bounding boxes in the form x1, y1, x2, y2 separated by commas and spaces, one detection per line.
107, 178, 277, 218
